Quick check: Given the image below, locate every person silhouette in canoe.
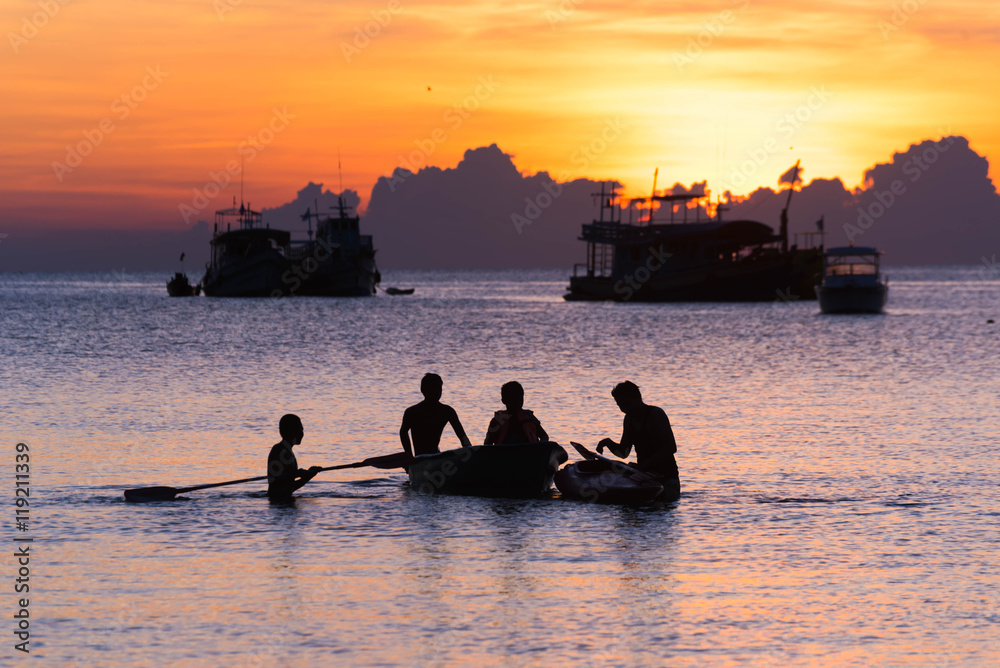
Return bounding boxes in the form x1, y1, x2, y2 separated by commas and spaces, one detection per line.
267, 414, 322, 501
597, 381, 680, 499
399, 373, 472, 457
484, 381, 549, 445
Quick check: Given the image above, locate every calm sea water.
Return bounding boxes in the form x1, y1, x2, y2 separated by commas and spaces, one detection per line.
1, 267, 998, 666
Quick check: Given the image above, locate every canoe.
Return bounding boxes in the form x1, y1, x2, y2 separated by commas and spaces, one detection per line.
408, 442, 568, 497
554, 459, 664, 504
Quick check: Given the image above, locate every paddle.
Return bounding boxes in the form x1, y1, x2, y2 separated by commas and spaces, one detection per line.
123, 451, 413, 502
569, 441, 651, 478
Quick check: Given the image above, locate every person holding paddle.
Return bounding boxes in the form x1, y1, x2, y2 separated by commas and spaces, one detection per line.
400, 373, 472, 456
267, 414, 322, 501
597, 381, 680, 500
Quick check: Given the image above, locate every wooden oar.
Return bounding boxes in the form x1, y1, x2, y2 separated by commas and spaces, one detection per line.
123, 451, 413, 502
569, 441, 651, 479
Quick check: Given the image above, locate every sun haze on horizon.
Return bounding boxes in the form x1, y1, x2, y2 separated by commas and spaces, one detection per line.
2, 0, 998, 230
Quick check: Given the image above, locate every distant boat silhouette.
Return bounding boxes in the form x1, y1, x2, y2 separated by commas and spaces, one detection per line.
565, 170, 823, 302
202, 201, 293, 297
201, 195, 380, 298
383, 287, 414, 295
816, 246, 889, 313
166, 272, 200, 297
291, 196, 380, 296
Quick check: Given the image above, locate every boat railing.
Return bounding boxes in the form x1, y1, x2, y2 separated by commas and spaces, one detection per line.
793, 230, 825, 250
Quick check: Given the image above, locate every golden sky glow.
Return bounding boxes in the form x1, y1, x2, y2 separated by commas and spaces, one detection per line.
2, 0, 999, 228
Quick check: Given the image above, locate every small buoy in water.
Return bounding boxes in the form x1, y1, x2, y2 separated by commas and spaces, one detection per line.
988, 319, 995, 324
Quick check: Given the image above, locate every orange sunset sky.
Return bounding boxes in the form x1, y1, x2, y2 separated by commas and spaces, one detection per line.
2, 0, 999, 231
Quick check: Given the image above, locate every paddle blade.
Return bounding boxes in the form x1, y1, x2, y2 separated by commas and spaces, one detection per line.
124, 486, 179, 502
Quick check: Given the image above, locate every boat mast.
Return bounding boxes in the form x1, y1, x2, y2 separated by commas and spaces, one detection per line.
779, 159, 800, 254
648, 168, 659, 225
337, 149, 347, 219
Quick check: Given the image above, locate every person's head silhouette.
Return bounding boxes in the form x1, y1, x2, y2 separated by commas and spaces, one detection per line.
420, 373, 443, 402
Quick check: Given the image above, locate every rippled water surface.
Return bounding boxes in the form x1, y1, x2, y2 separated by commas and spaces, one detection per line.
1, 267, 998, 666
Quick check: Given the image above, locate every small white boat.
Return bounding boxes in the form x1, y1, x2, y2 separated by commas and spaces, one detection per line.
816, 246, 888, 314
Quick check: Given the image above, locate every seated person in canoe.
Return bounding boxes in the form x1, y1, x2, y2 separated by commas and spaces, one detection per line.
400, 373, 473, 457
484, 380, 549, 445
267, 414, 322, 501
597, 381, 680, 498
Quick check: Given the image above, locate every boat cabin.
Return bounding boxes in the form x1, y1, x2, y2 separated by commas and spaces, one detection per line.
209, 203, 290, 268
573, 185, 791, 281
821, 246, 883, 285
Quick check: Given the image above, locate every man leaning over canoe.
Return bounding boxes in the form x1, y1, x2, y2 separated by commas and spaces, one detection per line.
598, 381, 680, 500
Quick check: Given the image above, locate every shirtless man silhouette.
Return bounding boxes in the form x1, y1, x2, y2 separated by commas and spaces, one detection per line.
399, 373, 472, 457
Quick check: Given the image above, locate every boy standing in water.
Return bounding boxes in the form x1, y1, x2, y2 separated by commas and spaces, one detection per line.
484, 381, 549, 444
399, 373, 473, 456
267, 414, 322, 501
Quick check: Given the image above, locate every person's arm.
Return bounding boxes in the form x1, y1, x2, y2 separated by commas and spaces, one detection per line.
291, 466, 323, 492
399, 409, 414, 457
448, 407, 472, 448
597, 417, 633, 458
484, 415, 499, 445
535, 416, 548, 442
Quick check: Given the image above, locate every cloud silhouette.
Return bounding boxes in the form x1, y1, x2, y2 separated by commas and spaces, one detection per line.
364, 144, 612, 269
723, 136, 999, 264
1, 138, 994, 272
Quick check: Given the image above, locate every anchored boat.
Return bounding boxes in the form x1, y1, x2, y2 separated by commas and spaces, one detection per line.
564, 176, 823, 302
816, 246, 889, 314
291, 196, 380, 296
202, 195, 381, 298
202, 202, 293, 297
166, 272, 201, 297
408, 442, 568, 497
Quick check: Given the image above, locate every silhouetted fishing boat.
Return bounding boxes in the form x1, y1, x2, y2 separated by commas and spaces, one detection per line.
408, 442, 568, 497
166, 272, 200, 297
291, 196, 380, 296
384, 287, 414, 295
816, 246, 889, 314
564, 170, 822, 302
202, 201, 293, 297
